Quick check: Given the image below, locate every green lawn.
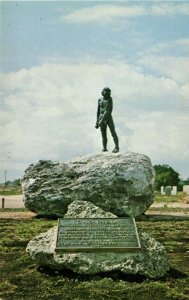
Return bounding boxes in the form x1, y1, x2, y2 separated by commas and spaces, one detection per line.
0, 218, 188, 300
0, 187, 22, 195
153, 192, 187, 203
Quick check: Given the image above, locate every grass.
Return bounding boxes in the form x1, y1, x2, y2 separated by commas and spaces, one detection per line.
0, 208, 29, 212
0, 218, 188, 300
0, 187, 22, 195
148, 206, 189, 213
153, 192, 187, 203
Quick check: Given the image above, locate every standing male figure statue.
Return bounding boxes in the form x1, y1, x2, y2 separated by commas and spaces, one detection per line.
95, 87, 119, 153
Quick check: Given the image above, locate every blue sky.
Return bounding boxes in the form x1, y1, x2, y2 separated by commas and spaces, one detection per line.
0, 1, 189, 182
1, 1, 189, 71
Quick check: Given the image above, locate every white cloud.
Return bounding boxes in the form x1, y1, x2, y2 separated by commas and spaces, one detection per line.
136, 38, 189, 98
127, 112, 189, 161
62, 5, 144, 24
138, 55, 189, 85
0, 60, 189, 181
62, 3, 189, 24
144, 39, 189, 56
125, 111, 189, 179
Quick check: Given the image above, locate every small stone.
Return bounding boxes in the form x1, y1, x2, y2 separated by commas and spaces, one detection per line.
26, 201, 169, 278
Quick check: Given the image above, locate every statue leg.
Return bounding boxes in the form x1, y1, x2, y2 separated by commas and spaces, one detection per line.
108, 117, 119, 152
100, 125, 108, 151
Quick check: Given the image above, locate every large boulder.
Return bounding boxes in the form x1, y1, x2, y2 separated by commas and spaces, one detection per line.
21, 152, 155, 217
26, 201, 169, 278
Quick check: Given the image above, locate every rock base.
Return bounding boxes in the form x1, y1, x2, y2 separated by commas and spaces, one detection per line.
26, 201, 169, 278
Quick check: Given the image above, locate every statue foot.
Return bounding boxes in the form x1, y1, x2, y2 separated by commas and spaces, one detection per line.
102, 148, 108, 152
112, 147, 119, 153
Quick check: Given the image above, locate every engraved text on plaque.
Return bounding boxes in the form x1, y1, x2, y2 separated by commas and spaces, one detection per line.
55, 218, 141, 252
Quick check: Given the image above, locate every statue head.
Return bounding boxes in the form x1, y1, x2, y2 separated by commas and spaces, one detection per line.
101, 87, 111, 98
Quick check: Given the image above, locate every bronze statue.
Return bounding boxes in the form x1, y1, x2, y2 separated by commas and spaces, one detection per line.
95, 87, 119, 153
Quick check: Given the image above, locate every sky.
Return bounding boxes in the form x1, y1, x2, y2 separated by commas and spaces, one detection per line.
0, 0, 189, 182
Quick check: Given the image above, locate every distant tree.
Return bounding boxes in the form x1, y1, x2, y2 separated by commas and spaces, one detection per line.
5, 179, 21, 187
178, 177, 189, 191
12, 179, 21, 186
153, 164, 180, 190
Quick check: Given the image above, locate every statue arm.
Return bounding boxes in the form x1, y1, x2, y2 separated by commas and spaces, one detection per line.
95, 99, 101, 128
97, 99, 100, 121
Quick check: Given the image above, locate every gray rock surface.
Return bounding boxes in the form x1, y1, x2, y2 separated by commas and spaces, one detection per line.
26, 201, 169, 278
22, 152, 155, 217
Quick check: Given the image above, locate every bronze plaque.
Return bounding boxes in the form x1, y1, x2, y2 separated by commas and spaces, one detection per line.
55, 218, 141, 252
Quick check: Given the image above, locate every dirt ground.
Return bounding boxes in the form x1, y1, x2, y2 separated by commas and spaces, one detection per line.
151, 201, 189, 208
0, 211, 36, 219
0, 194, 24, 208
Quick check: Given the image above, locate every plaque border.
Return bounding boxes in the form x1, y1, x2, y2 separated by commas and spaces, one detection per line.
55, 217, 141, 253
